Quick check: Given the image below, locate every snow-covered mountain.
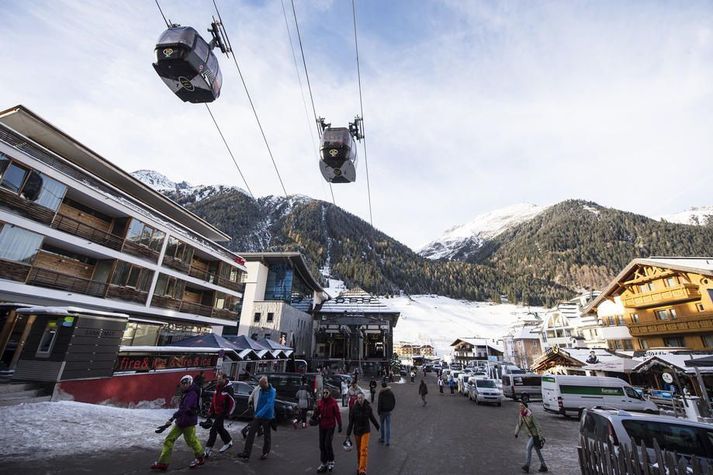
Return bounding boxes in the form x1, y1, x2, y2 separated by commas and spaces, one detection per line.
656, 206, 713, 226
131, 169, 249, 203
419, 203, 550, 260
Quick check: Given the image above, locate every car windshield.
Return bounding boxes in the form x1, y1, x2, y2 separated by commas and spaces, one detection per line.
477, 380, 497, 388
622, 420, 713, 458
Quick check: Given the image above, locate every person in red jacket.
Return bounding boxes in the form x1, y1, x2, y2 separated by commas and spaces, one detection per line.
204, 374, 234, 457
313, 388, 342, 473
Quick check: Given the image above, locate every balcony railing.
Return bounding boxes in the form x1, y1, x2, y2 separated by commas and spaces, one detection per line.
51, 213, 124, 251
0, 186, 55, 224
162, 255, 190, 273
26, 267, 107, 297
0, 259, 32, 282
179, 301, 214, 318
150, 295, 240, 321
628, 316, 713, 336
122, 240, 161, 263
215, 276, 245, 293
106, 284, 149, 304
188, 266, 214, 282
622, 283, 701, 309
211, 307, 240, 321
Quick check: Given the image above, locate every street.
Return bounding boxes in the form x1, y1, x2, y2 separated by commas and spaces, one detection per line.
5, 373, 581, 474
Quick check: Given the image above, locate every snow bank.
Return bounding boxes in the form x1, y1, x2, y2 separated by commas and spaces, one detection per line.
0, 401, 244, 461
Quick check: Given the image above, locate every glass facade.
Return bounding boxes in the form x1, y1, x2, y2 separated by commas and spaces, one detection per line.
0, 153, 67, 211
264, 263, 313, 311
111, 261, 153, 292
0, 224, 44, 264
125, 218, 165, 252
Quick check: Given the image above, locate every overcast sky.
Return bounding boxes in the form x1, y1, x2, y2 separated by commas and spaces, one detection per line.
1, 0, 712, 250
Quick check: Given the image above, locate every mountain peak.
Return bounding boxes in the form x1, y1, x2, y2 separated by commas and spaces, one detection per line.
419, 202, 551, 260
132, 169, 179, 192
656, 206, 713, 226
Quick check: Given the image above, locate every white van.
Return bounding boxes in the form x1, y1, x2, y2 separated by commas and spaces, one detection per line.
502, 374, 542, 402
541, 375, 658, 418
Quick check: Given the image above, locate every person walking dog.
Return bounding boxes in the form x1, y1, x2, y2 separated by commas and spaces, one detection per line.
346, 392, 380, 475
514, 401, 548, 473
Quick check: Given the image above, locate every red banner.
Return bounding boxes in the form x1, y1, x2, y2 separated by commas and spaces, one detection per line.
114, 354, 218, 372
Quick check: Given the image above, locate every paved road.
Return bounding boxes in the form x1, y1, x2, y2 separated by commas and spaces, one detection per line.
6, 373, 581, 474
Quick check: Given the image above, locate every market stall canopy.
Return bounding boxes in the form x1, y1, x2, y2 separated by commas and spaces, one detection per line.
223, 335, 270, 359
166, 333, 262, 360
258, 338, 294, 358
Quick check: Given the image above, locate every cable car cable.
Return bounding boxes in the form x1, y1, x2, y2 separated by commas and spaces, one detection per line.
153, 0, 255, 199
351, 0, 374, 226
154, 0, 170, 28
289, 0, 336, 205
205, 104, 255, 199
280, 0, 335, 206
211, 0, 288, 199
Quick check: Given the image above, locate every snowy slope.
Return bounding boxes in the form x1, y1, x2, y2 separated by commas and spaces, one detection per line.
132, 169, 179, 192
656, 206, 713, 226
131, 169, 250, 201
387, 295, 545, 357
419, 203, 550, 260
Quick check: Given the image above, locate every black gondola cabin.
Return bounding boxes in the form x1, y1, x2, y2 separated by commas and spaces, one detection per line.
153, 26, 223, 103
319, 127, 357, 183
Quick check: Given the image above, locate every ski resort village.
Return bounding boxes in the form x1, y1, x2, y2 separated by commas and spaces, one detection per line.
1, 2, 713, 475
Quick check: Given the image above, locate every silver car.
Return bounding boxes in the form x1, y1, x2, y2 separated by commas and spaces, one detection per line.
469, 378, 503, 406
579, 408, 713, 470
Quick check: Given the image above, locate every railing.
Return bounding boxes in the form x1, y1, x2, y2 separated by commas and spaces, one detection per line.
628, 316, 713, 336
106, 284, 149, 304
26, 267, 107, 297
211, 307, 240, 321
188, 266, 214, 282
0, 186, 55, 224
215, 275, 245, 293
162, 255, 190, 273
0, 259, 32, 282
622, 283, 701, 309
179, 301, 214, 318
51, 213, 124, 251
122, 240, 161, 262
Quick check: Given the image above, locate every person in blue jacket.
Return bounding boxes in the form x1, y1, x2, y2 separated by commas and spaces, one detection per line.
238, 376, 276, 461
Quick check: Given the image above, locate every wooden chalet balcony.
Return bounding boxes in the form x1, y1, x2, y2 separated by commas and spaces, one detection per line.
628, 316, 713, 336
0, 259, 31, 282
151, 295, 182, 311
622, 283, 701, 309
26, 267, 107, 297
0, 187, 55, 224
188, 266, 214, 282
215, 275, 244, 293
162, 255, 190, 273
51, 212, 124, 251
106, 284, 149, 304
211, 307, 240, 321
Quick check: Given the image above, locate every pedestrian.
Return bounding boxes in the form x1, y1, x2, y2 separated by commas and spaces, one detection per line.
237, 376, 276, 462
194, 370, 206, 398
368, 377, 377, 403
313, 387, 342, 473
150, 375, 204, 471
347, 380, 362, 410
341, 379, 349, 408
449, 375, 455, 395
295, 383, 312, 429
377, 381, 395, 446
203, 374, 234, 458
418, 379, 428, 406
346, 392, 380, 475
438, 377, 444, 394
514, 401, 548, 473
410, 369, 415, 383
241, 384, 264, 440
422, 366, 426, 377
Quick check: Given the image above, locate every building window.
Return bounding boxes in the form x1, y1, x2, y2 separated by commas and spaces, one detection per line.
35, 320, 59, 357
696, 303, 705, 312
0, 156, 68, 212
622, 340, 633, 350
0, 224, 44, 264
630, 313, 639, 323
639, 339, 649, 350
639, 282, 654, 293
663, 336, 685, 348
112, 262, 153, 292
125, 219, 166, 252
153, 273, 184, 299
654, 308, 677, 321
616, 316, 624, 326
0, 159, 29, 193
702, 335, 713, 348
164, 236, 194, 264
267, 312, 274, 322
253, 312, 261, 323
664, 276, 678, 288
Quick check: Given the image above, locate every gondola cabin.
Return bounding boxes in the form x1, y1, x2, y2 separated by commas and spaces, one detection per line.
319, 127, 357, 183
153, 26, 223, 103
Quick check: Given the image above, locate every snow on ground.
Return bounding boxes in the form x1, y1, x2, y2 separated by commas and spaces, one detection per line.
0, 401, 244, 461
387, 295, 545, 356
656, 205, 713, 226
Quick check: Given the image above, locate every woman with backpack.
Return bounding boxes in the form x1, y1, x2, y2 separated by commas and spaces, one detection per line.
514, 401, 548, 473
203, 374, 234, 457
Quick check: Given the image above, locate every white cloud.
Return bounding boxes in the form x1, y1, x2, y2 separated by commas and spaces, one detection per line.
1, 0, 711, 250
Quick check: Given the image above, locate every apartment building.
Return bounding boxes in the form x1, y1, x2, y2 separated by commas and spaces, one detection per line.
0, 106, 247, 374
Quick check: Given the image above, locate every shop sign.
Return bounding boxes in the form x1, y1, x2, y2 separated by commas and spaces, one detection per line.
114, 354, 218, 372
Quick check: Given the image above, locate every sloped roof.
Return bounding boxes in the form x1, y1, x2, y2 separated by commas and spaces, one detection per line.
450, 338, 504, 353
170, 333, 239, 350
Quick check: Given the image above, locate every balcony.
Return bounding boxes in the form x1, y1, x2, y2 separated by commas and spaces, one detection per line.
26, 267, 107, 297
105, 284, 149, 304
51, 212, 124, 251
215, 275, 245, 293
622, 283, 701, 309
211, 307, 240, 321
0, 259, 31, 282
179, 300, 214, 318
151, 295, 182, 311
0, 186, 56, 224
122, 240, 161, 263
628, 316, 713, 336
162, 255, 190, 273
188, 266, 214, 282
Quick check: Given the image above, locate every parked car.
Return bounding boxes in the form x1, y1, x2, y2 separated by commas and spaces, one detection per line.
199, 380, 297, 422
433, 363, 442, 372
469, 378, 504, 406
457, 373, 471, 396
255, 372, 340, 404
450, 363, 463, 371
502, 373, 542, 403
579, 408, 713, 470
543, 375, 658, 418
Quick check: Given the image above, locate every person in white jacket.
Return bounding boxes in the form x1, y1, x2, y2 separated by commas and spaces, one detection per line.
341, 380, 349, 407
